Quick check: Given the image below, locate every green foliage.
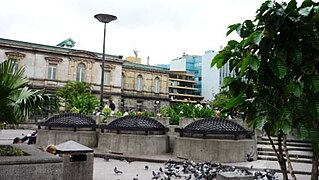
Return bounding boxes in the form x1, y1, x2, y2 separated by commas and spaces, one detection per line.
211, 91, 230, 110
212, 0, 319, 155
128, 111, 136, 116
0, 146, 25, 156
141, 111, 155, 117
56, 81, 99, 115
114, 111, 124, 116
166, 107, 180, 125
0, 59, 56, 124
161, 103, 214, 125
70, 107, 80, 113
102, 108, 112, 117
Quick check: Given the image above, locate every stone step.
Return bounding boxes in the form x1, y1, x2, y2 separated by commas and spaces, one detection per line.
258, 137, 311, 143
257, 145, 312, 154
257, 144, 312, 152
260, 137, 311, 144
258, 151, 313, 160
257, 155, 312, 164
257, 141, 311, 148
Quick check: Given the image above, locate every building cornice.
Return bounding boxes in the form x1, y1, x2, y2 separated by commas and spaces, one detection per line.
0, 37, 123, 64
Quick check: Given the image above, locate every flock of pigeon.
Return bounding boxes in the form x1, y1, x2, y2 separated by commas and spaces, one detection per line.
105, 157, 279, 180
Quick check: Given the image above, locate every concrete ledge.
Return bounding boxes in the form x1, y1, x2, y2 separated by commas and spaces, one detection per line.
36, 129, 97, 148
174, 137, 257, 163
0, 144, 63, 180
98, 132, 169, 155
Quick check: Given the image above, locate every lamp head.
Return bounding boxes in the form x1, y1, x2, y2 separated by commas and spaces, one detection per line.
94, 14, 117, 23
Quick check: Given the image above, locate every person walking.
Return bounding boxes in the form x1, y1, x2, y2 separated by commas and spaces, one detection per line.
109, 100, 116, 115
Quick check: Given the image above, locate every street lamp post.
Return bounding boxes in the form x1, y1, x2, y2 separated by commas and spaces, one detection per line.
94, 13, 117, 108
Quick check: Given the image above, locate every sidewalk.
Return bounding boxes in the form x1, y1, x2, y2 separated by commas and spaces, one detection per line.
94, 148, 312, 179
0, 129, 313, 179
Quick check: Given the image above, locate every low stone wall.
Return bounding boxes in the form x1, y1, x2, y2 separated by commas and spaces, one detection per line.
179, 118, 195, 128
0, 144, 63, 180
37, 129, 97, 148
153, 117, 170, 127
174, 137, 257, 163
98, 132, 169, 155
167, 125, 179, 153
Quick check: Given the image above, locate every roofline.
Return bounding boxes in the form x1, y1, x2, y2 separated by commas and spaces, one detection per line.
123, 61, 169, 73
0, 37, 123, 59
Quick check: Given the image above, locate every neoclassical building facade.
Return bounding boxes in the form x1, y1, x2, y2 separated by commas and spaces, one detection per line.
0, 38, 170, 112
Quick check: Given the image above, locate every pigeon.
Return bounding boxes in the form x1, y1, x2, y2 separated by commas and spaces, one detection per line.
172, 171, 181, 178
114, 167, 123, 174
133, 174, 138, 180
104, 156, 110, 161
185, 174, 192, 180
163, 175, 171, 180
152, 171, 161, 179
246, 151, 255, 162
126, 159, 134, 163
159, 167, 163, 173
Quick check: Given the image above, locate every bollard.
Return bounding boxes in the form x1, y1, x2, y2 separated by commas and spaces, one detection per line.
56, 140, 94, 180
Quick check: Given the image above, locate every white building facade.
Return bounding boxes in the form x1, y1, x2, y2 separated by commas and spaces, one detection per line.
201, 50, 218, 101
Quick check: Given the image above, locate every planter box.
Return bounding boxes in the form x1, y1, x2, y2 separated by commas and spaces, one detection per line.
98, 133, 169, 155
174, 137, 257, 163
0, 144, 63, 180
153, 117, 170, 127
179, 118, 195, 128
37, 129, 98, 148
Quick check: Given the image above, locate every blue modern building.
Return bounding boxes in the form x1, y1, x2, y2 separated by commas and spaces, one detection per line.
157, 50, 234, 102
170, 53, 202, 95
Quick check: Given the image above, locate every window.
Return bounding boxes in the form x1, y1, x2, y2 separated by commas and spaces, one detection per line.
104, 70, 111, 85
48, 63, 57, 80
154, 77, 160, 93
8, 59, 20, 72
137, 100, 143, 111
136, 75, 143, 91
5, 52, 25, 72
121, 73, 126, 89
76, 63, 85, 82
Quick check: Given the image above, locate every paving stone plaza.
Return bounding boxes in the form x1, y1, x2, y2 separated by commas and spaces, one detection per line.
0, 129, 313, 179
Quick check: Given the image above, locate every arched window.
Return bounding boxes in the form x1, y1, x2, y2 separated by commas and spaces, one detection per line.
136, 74, 143, 91
76, 63, 85, 82
154, 77, 160, 93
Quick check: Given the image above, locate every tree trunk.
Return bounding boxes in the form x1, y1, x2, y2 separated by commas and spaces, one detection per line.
277, 134, 289, 180
267, 132, 289, 180
283, 135, 296, 180
311, 150, 319, 180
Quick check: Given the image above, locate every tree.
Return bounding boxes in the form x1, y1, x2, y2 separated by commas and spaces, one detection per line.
0, 59, 54, 124
56, 81, 99, 115
212, 0, 319, 179
211, 91, 230, 110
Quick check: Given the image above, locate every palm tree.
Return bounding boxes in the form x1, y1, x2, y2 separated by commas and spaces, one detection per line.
0, 59, 55, 124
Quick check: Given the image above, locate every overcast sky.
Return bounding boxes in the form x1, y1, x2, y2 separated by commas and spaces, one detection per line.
0, 0, 297, 65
